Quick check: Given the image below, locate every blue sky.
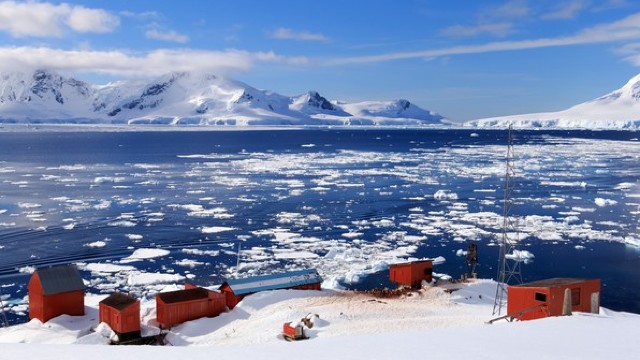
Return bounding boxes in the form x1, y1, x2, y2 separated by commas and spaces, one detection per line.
1, 0, 640, 120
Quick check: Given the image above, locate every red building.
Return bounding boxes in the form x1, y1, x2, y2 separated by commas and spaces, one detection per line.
156, 286, 226, 328
28, 264, 85, 323
389, 260, 433, 288
99, 292, 140, 341
507, 278, 601, 321
219, 269, 322, 309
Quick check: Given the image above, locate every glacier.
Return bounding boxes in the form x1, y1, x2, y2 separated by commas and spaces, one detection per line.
467, 73, 640, 129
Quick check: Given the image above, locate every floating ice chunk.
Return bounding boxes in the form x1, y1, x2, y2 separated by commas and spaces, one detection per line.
18, 266, 36, 274
574, 245, 586, 250
94, 177, 126, 184
625, 237, 640, 247
123, 248, 170, 261
127, 272, 185, 286
455, 249, 467, 257
174, 259, 205, 268
341, 232, 363, 239
17, 202, 41, 209
85, 263, 136, 273
595, 198, 618, 207
614, 182, 635, 190
85, 241, 106, 248
182, 248, 220, 256
62, 223, 75, 230
125, 234, 143, 240
108, 220, 137, 227
200, 226, 236, 234
434, 190, 458, 200
505, 250, 535, 262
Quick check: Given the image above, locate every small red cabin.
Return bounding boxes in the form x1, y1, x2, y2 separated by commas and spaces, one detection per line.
156, 286, 226, 328
99, 292, 140, 341
389, 260, 433, 288
508, 278, 601, 321
219, 269, 322, 309
28, 264, 85, 323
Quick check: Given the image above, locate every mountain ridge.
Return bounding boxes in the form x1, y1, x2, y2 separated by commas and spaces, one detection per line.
0, 70, 447, 127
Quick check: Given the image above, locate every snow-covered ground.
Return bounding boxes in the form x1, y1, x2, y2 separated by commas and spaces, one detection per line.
0, 279, 638, 359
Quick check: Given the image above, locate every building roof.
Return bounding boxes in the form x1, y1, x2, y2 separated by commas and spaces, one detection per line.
390, 259, 433, 267
514, 278, 595, 288
100, 292, 138, 310
157, 287, 212, 304
34, 264, 85, 295
222, 269, 322, 296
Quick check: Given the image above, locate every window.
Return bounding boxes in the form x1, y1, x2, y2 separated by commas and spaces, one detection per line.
571, 288, 581, 306
534, 292, 547, 302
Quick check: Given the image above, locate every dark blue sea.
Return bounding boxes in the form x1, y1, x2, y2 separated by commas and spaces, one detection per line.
0, 128, 638, 324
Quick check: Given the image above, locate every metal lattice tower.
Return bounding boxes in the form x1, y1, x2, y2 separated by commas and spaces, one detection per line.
0, 289, 9, 328
492, 124, 523, 316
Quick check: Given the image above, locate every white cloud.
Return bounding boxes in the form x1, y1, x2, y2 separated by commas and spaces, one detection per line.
328, 12, 640, 65
145, 28, 190, 43
66, 6, 120, 33
0, 1, 118, 38
119, 10, 160, 19
270, 27, 329, 42
493, 0, 530, 18
440, 22, 515, 38
542, 0, 589, 20
0, 46, 307, 77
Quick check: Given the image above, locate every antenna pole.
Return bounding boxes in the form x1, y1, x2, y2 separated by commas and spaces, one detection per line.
235, 241, 242, 275
493, 124, 523, 316
0, 289, 9, 328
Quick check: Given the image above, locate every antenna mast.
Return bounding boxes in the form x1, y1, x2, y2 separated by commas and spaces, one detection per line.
492, 124, 523, 316
0, 289, 9, 328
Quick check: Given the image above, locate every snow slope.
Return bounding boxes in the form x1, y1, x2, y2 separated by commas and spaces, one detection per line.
468, 74, 640, 129
1, 280, 638, 359
0, 70, 447, 127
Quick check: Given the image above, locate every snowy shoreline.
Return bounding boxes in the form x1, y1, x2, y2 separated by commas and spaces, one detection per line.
1, 280, 638, 359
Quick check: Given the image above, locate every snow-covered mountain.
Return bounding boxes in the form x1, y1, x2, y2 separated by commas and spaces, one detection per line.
467, 74, 640, 129
0, 70, 447, 126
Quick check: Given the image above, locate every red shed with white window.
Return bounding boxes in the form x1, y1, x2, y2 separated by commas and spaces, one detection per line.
389, 260, 433, 288
156, 286, 226, 328
99, 292, 140, 341
507, 278, 601, 321
28, 264, 85, 323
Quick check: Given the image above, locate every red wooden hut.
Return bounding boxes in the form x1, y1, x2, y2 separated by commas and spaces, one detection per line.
28, 264, 85, 323
99, 292, 140, 341
220, 269, 322, 309
389, 259, 433, 288
507, 278, 601, 321
155, 286, 226, 328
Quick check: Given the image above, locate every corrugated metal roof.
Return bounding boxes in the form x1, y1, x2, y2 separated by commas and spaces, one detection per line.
157, 287, 211, 304
515, 278, 590, 288
35, 264, 85, 295
100, 292, 138, 310
224, 269, 322, 296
